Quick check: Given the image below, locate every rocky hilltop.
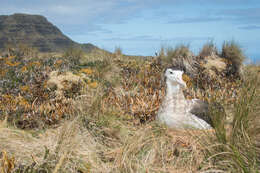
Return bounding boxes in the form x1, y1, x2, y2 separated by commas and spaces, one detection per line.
0, 13, 97, 53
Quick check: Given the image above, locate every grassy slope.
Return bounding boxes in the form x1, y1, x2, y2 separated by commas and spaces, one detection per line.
0, 45, 259, 173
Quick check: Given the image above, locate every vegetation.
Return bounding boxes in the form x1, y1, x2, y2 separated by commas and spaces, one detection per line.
201, 70, 260, 172
222, 41, 246, 77
158, 44, 192, 65
64, 47, 85, 66
114, 46, 123, 57
199, 41, 218, 58
0, 42, 259, 172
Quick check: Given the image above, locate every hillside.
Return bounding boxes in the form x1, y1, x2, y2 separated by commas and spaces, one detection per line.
0, 13, 259, 172
0, 13, 98, 53
0, 40, 259, 172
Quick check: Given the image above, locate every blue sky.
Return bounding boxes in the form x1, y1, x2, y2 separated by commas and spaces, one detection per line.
1, 0, 260, 62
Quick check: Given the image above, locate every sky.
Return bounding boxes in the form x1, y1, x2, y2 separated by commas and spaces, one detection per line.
1, 0, 260, 63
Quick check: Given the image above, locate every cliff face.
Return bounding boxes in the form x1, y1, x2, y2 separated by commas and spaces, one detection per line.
0, 13, 97, 53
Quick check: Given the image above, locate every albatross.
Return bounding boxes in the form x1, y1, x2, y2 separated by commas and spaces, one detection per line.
157, 67, 212, 129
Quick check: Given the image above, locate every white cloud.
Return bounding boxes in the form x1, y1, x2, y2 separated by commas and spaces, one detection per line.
103, 35, 213, 42
1, 0, 259, 26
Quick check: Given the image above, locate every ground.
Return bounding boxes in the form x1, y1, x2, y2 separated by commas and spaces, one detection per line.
0, 44, 259, 173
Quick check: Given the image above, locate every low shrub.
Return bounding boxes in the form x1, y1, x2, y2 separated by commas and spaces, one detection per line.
222, 41, 245, 77
199, 41, 218, 58
199, 68, 260, 172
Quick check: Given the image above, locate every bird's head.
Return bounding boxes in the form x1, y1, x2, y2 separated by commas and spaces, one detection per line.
164, 67, 190, 88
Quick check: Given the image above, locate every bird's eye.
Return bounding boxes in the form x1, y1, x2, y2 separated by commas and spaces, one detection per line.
169, 71, 173, 74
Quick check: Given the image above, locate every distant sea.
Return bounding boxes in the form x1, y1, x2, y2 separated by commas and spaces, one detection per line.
247, 53, 260, 64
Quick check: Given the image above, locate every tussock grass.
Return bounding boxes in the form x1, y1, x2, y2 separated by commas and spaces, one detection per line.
199, 41, 218, 58
198, 68, 260, 172
158, 45, 192, 66
114, 46, 123, 57
64, 47, 85, 65
222, 41, 245, 65
222, 41, 245, 77
0, 43, 259, 172
167, 45, 191, 59
0, 94, 207, 172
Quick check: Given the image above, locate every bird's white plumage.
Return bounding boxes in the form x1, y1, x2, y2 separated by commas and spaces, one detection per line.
157, 68, 212, 129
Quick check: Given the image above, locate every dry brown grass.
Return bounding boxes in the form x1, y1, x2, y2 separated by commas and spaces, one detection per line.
105, 58, 164, 123
0, 45, 259, 173
0, 115, 212, 172
199, 41, 218, 58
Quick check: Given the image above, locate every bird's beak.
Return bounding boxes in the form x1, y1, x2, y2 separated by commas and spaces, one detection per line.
180, 80, 187, 88
177, 73, 187, 88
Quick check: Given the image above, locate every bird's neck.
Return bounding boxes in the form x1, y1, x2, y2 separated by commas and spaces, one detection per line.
166, 79, 185, 100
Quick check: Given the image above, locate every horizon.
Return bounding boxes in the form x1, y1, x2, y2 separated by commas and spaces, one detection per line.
0, 0, 260, 63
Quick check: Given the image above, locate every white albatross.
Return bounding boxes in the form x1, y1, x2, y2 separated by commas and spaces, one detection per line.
157, 67, 212, 129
